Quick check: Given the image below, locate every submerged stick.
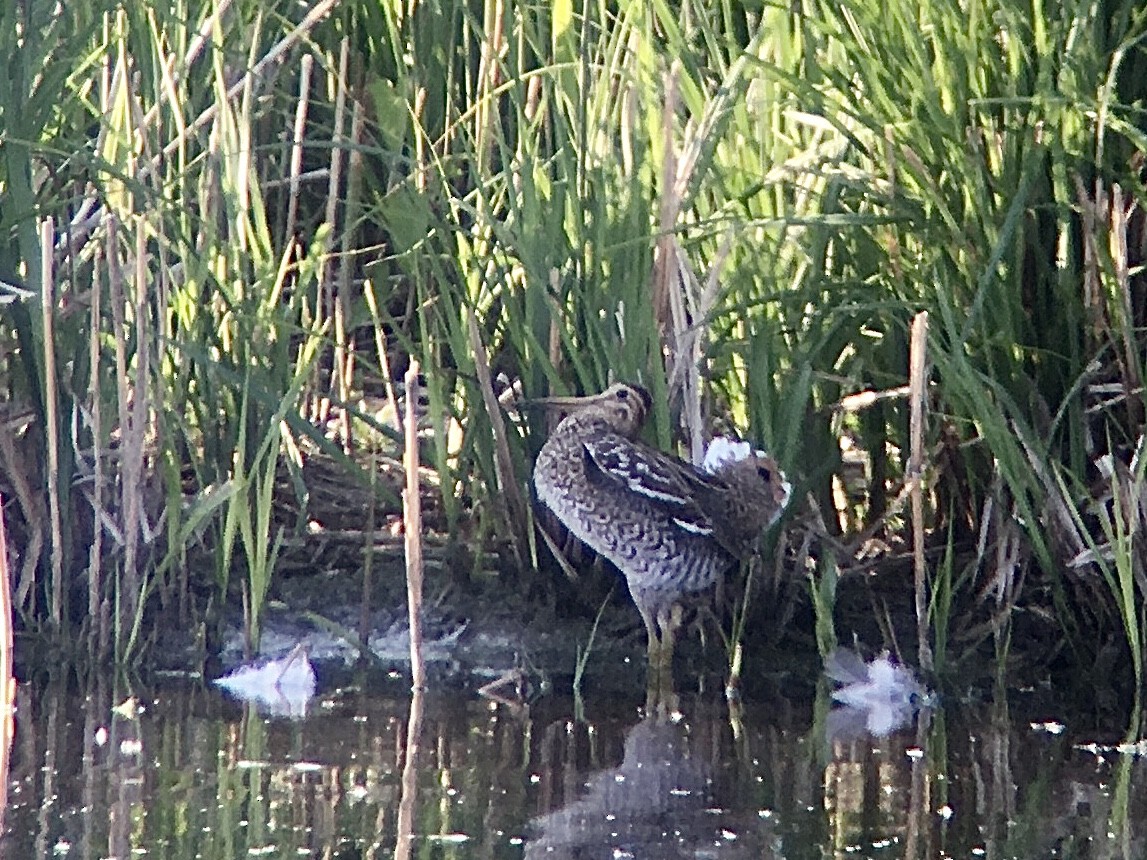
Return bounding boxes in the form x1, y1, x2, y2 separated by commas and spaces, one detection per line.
403, 363, 426, 691
393, 684, 425, 860
909, 311, 932, 672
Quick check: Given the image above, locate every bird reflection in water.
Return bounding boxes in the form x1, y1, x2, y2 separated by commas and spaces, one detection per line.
524, 714, 773, 860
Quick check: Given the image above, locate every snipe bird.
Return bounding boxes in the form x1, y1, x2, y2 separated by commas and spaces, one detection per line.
532, 382, 791, 679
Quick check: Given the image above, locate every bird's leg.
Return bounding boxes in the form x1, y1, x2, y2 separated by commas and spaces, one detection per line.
638, 605, 661, 676
641, 604, 681, 710
639, 607, 676, 711
656, 604, 684, 672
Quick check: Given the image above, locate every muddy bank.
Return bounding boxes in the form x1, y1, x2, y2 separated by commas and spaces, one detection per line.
133, 536, 828, 703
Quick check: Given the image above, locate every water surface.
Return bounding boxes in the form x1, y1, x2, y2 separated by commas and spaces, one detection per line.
2, 675, 1144, 859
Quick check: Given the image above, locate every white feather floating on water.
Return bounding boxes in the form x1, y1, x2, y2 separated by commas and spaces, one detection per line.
214, 644, 316, 718
824, 649, 931, 738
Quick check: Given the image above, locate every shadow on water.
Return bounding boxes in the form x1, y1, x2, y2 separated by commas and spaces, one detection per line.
2, 673, 1146, 859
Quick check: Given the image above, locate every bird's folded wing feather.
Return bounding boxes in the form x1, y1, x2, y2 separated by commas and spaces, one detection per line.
583, 435, 716, 535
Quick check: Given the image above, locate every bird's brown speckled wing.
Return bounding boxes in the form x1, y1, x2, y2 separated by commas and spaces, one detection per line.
582, 435, 716, 536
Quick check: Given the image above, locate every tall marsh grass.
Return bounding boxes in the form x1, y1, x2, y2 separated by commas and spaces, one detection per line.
1, 0, 1145, 685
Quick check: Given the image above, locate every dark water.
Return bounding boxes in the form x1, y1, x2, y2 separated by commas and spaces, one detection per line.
2, 674, 1145, 859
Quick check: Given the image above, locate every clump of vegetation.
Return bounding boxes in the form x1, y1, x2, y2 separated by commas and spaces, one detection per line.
0, 0, 1144, 693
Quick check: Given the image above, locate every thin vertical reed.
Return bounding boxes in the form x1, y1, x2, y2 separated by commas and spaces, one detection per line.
0, 491, 14, 710
121, 216, 151, 650
334, 94, 366, 453
364, 282, 402, 432
0, 493, 12, 842
313, 36, 349, 425
285, 54, 314, 249
359, 449, 376, 660
547, 269, 562, 373
0, 416, 40, 614
475, 0, 505, 172
403, 362, 426, 691
413, 87, 428, 193
393, 683, 424, 860
87, 251, 107, 657
106, 216, 133, 655
909, 311, 931, 672
40, 217, 64, 629
466, 308, 528, 574
650, 63, 680, 336
1108, 185, 1143, 430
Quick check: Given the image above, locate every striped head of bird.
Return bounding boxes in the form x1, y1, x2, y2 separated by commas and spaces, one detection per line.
535, 382, 653, 438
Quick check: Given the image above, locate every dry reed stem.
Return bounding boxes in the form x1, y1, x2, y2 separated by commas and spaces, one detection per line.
666, 246, 701, 461
413, 86, 428, 193
909, 310, 932, 672
650, 25, 761, 416
106, 216, 135, 649
668, 235, 732, 464
0, 412, 41, 612
547, 269, 562, 375
466, 308, 529, 573
403, 362, 426, 691
132, 218, 150, 541
652, 65, 703, 455
364, 282, 402, 432
1109, 185, 1144, 429
358, 449, 376, 660
88, 250, 107, 657
881, 126, 904, 281
334, 94, 366, 453
0, 492, 13, 841
0, 492, 14, 712
971, 483, 997, 587
40, 218, 64, 627
1075, 175, 1107, 343
535, 523, 581, 583
312, 36, 350, 426
475, 0, 505, 173
285, 54, 314, 248
111, 216, 149, 641
834, 385, 912, 413
650, 62, 680, 336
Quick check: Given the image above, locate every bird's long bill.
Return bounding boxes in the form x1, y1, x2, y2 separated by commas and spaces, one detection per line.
527, 382, 652, 414
529, 391, 610, 409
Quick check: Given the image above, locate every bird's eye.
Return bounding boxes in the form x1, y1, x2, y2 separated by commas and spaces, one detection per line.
616, 388, 629, 400
757, 465, 772, 481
